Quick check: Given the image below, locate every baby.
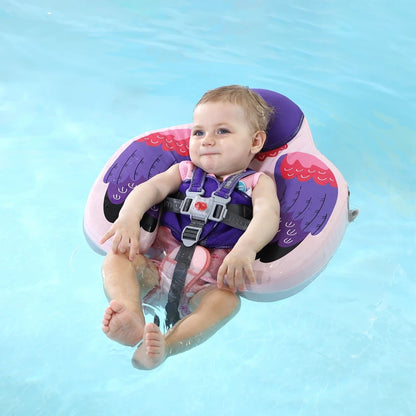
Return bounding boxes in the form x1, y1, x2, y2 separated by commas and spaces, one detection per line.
100, 85, 280, 369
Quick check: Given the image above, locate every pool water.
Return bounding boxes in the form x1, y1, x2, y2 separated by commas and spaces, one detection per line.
1, 1, 415, 415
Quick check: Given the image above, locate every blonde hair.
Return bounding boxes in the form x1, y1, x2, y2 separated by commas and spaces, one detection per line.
195, 85, 274, 132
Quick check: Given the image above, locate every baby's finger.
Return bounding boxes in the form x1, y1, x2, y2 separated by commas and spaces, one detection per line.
100, 229, 114, 245
226, 267, 237, 292
234, 269, 245, 291
111, 233, 122, 253
245, 265, 256, 285
129, 238, 140, 261
118, 235, 132, 254
217, 264, 226, 288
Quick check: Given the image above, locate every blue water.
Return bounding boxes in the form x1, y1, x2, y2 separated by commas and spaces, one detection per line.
1, 1, 415, 415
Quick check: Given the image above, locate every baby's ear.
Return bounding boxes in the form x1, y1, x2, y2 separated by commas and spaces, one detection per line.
251, 131, 266, 154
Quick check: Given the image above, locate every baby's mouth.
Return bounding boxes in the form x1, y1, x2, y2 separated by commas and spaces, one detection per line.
200, 151, 219, 156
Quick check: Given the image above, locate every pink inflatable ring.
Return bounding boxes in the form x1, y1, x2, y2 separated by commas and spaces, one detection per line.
84, 89, 357, 302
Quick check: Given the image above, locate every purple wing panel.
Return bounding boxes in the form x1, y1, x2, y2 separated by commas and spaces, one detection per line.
258, 152, 338, 263
275, 152, 338, 248
103, 131, 190, 223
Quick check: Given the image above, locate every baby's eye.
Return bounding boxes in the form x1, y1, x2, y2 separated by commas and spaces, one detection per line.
192, 130, 204, 137
217, 128, 230, 135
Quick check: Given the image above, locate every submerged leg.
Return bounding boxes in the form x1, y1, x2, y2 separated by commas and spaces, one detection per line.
131, 287, 240, 370
101, 251, 159, 347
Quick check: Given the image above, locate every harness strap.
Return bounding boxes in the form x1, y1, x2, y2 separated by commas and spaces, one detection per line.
164, 244, 196, 328
163, 198, 252, 231
179, 167, 255, 247
164, 167, 255, 329
188, 166, 207, 193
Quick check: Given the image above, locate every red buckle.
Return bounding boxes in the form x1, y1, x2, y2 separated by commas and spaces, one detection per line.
194, 201, 208, 211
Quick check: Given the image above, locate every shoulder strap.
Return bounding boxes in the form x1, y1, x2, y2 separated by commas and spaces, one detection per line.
214, 168, 255, 200
188, 166, 255, 198
187, 166, 207, 194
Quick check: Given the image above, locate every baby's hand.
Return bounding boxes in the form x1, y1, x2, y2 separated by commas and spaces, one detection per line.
217, 246, 256, 292
100, 217, 140, 261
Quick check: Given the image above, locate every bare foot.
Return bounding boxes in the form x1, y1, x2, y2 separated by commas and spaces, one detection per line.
102, 300, 144, 346
131, 323, 167, 370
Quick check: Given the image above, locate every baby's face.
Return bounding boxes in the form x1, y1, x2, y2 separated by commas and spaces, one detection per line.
190, 101, 262, 180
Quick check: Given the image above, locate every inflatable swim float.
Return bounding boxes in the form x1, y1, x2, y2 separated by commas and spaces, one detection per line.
84, 89, 357, 302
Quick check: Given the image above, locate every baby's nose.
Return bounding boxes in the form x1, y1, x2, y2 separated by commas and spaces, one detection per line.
202, 133, 215, 145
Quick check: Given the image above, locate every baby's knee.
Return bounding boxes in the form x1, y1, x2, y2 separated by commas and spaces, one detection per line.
102, 250, 130, 268
225, 291, 241, 314
102, 252, 126, 280
211, 289, 241, 316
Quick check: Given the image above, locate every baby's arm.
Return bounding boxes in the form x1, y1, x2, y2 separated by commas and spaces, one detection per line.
217, 174, 280, 292
100, 164, 182, 260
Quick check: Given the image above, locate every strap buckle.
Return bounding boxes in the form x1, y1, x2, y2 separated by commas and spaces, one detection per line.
181, 219, 205, 247
180, 191, 231, 247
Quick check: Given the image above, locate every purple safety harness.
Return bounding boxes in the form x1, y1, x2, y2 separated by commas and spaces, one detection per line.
161, 166, 255, 328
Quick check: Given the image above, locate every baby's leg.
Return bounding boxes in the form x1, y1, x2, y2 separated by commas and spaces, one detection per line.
132, 287, 240, 369
101, 251, 159, 346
